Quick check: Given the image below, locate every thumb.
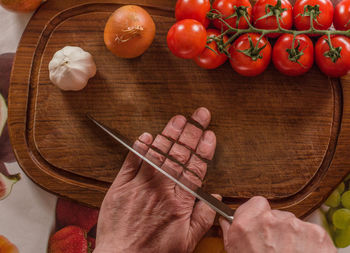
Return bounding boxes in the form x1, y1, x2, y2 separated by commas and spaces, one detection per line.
219, 216, 231, 249
188, 194, 222, 252
219, 216, 230, 236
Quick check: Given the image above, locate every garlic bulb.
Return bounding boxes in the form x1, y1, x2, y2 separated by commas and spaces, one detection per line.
49, 46, 97, 91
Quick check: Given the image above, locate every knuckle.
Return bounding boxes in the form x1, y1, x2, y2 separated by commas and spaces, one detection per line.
232, 218, 249, 233
287, 217, 300, 232
312, 224, 328, 241
133, 140, 148, 153
262, 211, 277, 227
147, 149, 165, 164
250, 196, 269, 206
243, 196, 271, 214
182, 170, 202, 187
180, 125, 202, 144
187, 156, 206, 179
162, 160, 183, 177
169, 144, 190, 163
153, 135, 171, 152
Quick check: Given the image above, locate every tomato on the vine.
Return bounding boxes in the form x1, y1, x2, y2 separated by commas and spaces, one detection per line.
315, 35, 350, 77
194, 29, 229, 69
272, 34, 314, 76
334, 0, 350, 31
230, 33, 272, 76
293, 0, 333, 32
167, 19, 207, 59
212, 0, 252, 31
252, 0, 293, 38
175, 0, 211, 27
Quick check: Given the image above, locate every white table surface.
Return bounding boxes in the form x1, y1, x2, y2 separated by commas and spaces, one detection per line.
0, 4, 349, 253
0, 7, 57, 253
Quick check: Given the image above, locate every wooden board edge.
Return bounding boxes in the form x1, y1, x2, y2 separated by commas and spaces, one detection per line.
8, 0, 350, 213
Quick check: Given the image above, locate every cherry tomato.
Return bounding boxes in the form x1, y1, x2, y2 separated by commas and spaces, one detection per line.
175, 0, 211, 27
194, 29, 229, 69
315, 35, 350, 77
252, 0, 293, 38
293, 0, 333, 32
167, 19, 207, 59
230, 33, 272, 76
334, 0, 350, 31
212, 0, 252, 31
272, 34, 314, 76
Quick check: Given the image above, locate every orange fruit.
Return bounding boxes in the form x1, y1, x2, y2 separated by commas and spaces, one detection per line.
0, 0, 43, 12
194, 237, 227, 253
0, 235, 19, 253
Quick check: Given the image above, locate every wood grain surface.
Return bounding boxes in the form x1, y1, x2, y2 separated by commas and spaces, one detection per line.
8, 0, 350, 217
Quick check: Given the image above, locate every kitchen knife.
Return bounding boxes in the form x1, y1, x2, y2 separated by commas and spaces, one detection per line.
87, 114, 234, 222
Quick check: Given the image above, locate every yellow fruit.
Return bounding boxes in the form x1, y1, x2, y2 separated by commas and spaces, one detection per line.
194, 237, 227, 253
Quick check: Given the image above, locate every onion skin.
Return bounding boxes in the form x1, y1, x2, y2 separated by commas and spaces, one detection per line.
104, 5, 156, 58
0, 125, 15, 163
0, 53, 15, 163
0, 0, 43, 12
0, 162, 9, 176
0, 53, 13, 100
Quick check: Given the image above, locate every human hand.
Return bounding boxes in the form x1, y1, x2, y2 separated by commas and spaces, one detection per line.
94, 107, 220, 253
219, 196, 336, 253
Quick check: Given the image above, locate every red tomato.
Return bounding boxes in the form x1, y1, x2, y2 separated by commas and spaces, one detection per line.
293, 0, 333, 31
175, 0, 211, 27
230, 33, 272, 76
252, 0, 293, 38
272, 34, 314, 76
334, 0, 350, 31
212, 0, 252, 31
167, 19, 207, 59
315, 35, 350, 77
194, 29, 229, 69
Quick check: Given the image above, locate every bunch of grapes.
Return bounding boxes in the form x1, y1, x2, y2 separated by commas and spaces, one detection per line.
324, 174, 350, 248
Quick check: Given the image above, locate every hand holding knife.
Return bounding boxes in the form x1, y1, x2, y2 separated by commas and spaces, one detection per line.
87, 113, 234, 223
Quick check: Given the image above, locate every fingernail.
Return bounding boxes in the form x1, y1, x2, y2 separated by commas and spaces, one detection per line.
172, 116, 186, 130
203, 131, 215, 144
139, 132, 152, 144
194, 107, 210, 122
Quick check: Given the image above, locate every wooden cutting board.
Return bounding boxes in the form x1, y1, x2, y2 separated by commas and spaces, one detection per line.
8, 0, 350, 218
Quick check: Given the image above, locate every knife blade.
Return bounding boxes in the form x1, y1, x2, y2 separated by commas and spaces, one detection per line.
87, 114, 234, 222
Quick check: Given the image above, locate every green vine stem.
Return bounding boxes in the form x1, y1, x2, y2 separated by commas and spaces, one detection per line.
207, 0, 350, 57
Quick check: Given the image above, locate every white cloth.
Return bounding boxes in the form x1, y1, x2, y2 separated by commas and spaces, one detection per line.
0, 6, 56, 253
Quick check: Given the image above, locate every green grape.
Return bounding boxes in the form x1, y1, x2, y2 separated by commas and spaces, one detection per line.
337, 182, 345, 194
326, 208, 337, 223
332, 208, 350, 229
335, 226, 350, 248
341, 191, 350, 209
325, 190, 341, 208
321, 209, 334, 238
